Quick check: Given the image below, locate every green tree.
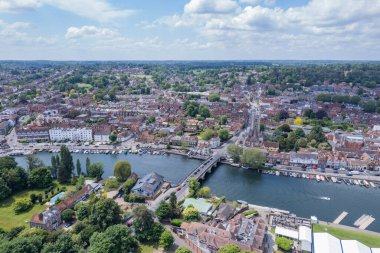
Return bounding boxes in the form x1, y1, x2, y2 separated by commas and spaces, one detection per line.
13, 198, 33, 214
50, 156, 58, 178
159, 230, 174, 251
218, 244, 241, 253
113, 160, 131, 182
275, 237, 292, 251
197, 186, 211, 198
74, 203, 89, 221
240, 148, 266, 169
199, 105, 210, 118
122, 177, 137, 194
89, 225, 138, 253
0, 167, 27, 192
42, 233, 77, 253
0, 236, 40, 253
218, 129, 229, 142
182, 205, 200, 221
219, 115, 228, 125
0, 156, 17, 171
109, 131, 117, 142
86, 157, 91, 175
175, 246, 192, 253
57, 145, 74, 184
188, 177, 200, 197
227, 144, 243, 163
61, 209, 75, 222
87, 162, 104, 179
209, 94, 220, 102
169, 192, 177, 213
307, 125, 327, 144
76, 159, 82, 176
133, 205, 164, 243
155, 201, 172, 221
28, 167, 52, 188
26, 155, 44, 172
200, 129, 215, 140
89, 198, 121, 231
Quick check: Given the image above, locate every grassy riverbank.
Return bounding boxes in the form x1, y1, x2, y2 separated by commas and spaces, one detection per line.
313, 224, 380, 247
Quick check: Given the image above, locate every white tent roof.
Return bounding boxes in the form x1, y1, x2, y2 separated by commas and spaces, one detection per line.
298, 226, 312, 242
341, 240, 371, 253
371, 249, 380, 253
275, 226, 298, 240
313, 233, 343, 253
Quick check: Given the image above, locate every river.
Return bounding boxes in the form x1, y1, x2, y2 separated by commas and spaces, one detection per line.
15, 152, 380, 232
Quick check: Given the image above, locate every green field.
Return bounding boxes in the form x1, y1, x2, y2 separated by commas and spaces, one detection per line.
0, 189, 47, 230
76, 83, 92, 88
138, 243, 159, 253
130, 74, 152, 79
313, 224, 380, 247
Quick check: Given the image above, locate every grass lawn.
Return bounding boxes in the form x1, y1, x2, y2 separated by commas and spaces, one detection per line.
130, 74, 152, 79
313, 224, 380, 247
76, 82, 92, 88
0, 189, 47, 230
0, 182, 75, 230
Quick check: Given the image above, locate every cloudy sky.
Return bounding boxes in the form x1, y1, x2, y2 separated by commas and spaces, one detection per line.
0, 0, 379, 60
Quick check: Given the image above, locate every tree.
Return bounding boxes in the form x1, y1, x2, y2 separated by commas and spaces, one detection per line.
361, 100, 377, 113
86, 157, 91, 175
308, 126, 327, 144
182, 205, 200, 221
278, 124, 291, 132
218, 129, 229, 142
295, 138, 308, 150
155, 201, 172, 221
61, 209, 75, 222
303, 109, 315, 119
87, 162, 104, 179
113, 160, 131, 182
199, 105, 210, 118
277, 110, 289, 120
50, 156, 58, 178
109, 131, 117, 143
89, 225, 138, 253
133, 205, 154, 233
28, 167, 52, 188
42, 233, 76, 253
0, 156, 17, 171
200, 129, 215, 141
315, 109, 328, 119
75, 203, 89, 221
122, 177, 137, 194
0, 167, 27, 192
57, 146, 74, 184
219, 115, 228, 125
0, 236, 40, 253
218, 244, 241, 253
197, 186, 211, 198
275, 237, 292, 251
89, 198, 121, 231
209, 94, 220, 102
76, 159, 82, 176
146, 116, 156, 124
188, 177, 200, 197
13, 198, 33, 214
175, 247, 192, 253
240, 148, 265, 169
159, 230, 174, 251
26, 155, 44, 172
227, 144, 243, 163
293, 117, 303, 126
169, 192, 177, 213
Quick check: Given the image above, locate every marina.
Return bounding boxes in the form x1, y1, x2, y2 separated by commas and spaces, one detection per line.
333, 211, 349, 224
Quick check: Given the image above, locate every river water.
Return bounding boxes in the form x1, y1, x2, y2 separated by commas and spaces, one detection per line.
15, 153, 380, 232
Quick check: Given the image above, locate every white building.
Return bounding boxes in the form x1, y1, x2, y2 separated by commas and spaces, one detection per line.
49, 128, 92, 142
93, 130, 110, 143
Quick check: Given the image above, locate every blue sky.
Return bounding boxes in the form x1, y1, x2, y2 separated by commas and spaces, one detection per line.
0, 0, 379, 60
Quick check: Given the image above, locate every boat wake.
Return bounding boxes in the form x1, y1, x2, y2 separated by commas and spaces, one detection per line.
319, 196, 331, 201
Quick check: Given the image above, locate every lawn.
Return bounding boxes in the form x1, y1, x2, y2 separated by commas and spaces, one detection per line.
76, 82, 92, 88
0, 182, 75, 230
0, 189, 47, 230
138, 243, 160, 253
313, 224, 380, 247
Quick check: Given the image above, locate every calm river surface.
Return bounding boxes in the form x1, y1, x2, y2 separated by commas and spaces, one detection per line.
15, 153, 380, 232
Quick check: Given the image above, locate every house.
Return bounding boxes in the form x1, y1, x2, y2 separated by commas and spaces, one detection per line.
30, 206, 61, 231
289, 151, 319, 167
178, 215, 266, 253
49, 127, 93, 142
131, 172, 164, 199
16, 126, 50, 142
93, 129, 111, 142
262, 141, 279, 152
215, 203, 236, 221
55, 184, 93, 211
0, 120, 11, 135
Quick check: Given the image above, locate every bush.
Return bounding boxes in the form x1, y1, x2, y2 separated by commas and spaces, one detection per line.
170, 219, 183, 227
124, 193, 145, 203
30, 194, 37, 204
122, 178, 137, 194
61, 209, 75, 222
104, 178, 119, 191
13, 199, 33, 214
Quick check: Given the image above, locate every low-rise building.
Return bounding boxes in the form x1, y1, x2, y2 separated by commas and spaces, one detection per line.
30, 206, 61, 231
131, 172, 165, 199
16, 126, 50, 142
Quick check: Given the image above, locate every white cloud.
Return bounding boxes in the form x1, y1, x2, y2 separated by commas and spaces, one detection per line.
239, 0, 276, 5
65, 25, 117, 40
0, 0, 134, 22
184, 0, 239, 14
